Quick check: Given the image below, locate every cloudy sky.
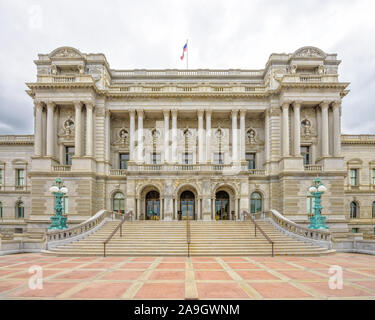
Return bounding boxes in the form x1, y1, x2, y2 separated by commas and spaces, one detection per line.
0, 0, 374, 134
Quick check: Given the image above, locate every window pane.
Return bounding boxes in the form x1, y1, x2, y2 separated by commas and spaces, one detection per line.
120, 153, 129, 169
301, 146, 310, 165
17, 169, 25, 186
246, 153, 256, 169
65, 146, 75, 165
0, 169, 2, 185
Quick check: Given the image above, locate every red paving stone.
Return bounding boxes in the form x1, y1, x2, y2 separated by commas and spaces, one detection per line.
135, 283, 185, 299
46, 262, 86, 269
120, 263, 152, 269
195, 271, 233, 280
7, 270, 62, 279
0, 281, 25, 293
11, 282, 78, 298
221, 257, 249, 262
236, 270, 280, 281
291, 261, 329, 269
353, 281, 375, 291
101, 270, 144, 280
191, 257, 217, 262
259, 262, 297, 269
196, 283, 249, 299
131, 257, 157, 262
80, 263, 113, 270
148, 271, 185, 280
226, 263, 259, 269
71, 282, 131, 299
304, 282, 371, 297
101, 257, 129, 262
250, 282, 312, 298
161, 257, 186, 262
156, 263, 185, 269
54, 270, 102, 280
193, 263, 223, 270
275, 270, 327, 280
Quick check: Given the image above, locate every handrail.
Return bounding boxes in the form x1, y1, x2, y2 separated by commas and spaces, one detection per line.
243, 211, 274, 257
186, 213, 191, 257
103, 211, 133, 257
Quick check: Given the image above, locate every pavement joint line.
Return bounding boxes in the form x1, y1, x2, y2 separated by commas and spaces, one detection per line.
185, 257, 198, 300
287, 280, 326, 299
216, 257, 263, 300
57, 280, 94, 299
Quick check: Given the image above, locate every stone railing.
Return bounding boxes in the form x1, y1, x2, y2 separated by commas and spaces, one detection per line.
111, 69, 264, 78
304, 164, 323, 172
281, 74, 339, 83
52, 165, 72, 172
45, 210, 121, 249
109, 169, 127, 176
108, 85, 266, 95
0, 135, 34, 144
254, 210, 332, 249
248, 169, 266, 175
341, 134, 375, 144
36, 75, 94, 84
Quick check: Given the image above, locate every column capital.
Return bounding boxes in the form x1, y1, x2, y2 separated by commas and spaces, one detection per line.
197, 109, 204, 117
320, 100, 330, 109
85, 101, 94, 109
46, 101, 55, 109
231, 109, 239, 117
205, 109, 212, 116
34, 100, 43, 108
292, 100, 302, 108
128, 108, 136, 116
239, 109, 247, 117
331, 100, 341, 109
105, 109, 111, 117
73, 100, 82, 108
171, 109, 178, 116
281, 101, 291, 109
163, 109, 170, 117
137, 109, 144, 117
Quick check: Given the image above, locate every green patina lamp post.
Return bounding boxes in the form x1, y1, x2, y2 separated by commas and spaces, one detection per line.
308, 177, 329, 230
49, 178, 68, 230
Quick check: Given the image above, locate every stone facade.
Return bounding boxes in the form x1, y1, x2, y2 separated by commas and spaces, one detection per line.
0, 46, 374, 239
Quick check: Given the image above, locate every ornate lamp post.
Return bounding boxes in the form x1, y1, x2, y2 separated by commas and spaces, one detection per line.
308, 177, 328, 230
49, 178, 68, 230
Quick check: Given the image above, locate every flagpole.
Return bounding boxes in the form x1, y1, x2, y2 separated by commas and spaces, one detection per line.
186, 39, 188, 70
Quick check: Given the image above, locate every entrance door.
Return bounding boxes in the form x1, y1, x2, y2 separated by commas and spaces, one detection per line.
180, 191, 195, 220
145, 191, 160, 220
215, 191, 230, 220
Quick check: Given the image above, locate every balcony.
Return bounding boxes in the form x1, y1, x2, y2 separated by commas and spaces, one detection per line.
52, 165, 72, 172
36, 75, 94, 84
281, 74, 339, 83
0, 135, 34, 145
304, 165, 323, 172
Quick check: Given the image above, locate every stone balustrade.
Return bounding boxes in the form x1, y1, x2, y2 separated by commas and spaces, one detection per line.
52, 165, 72, 172
36, 75, 94, 83
0, 135, 34, 144
304, 164, 323, 172
282, 74, 339, 83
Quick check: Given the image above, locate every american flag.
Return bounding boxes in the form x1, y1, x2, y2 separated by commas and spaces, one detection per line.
180, 42, 188, 60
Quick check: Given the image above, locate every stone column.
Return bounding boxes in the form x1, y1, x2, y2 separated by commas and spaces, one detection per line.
231, 110, 238, 162
320, 101, 329, 157
205, 110, 212, 163
264, 110, 270, 162
281, 102, 290, 157
332, 101, 342, 156
163, 110, 170, 163
293, 101, 302, 156
129, 110, 135, 161
46, 101, 55, 157
74, 101, 83, 157
85, 102, 94, 157
171, 109, 178, 163
34, 101, 43, 157
137, 110, 144, 163
198, 110, 205, 163
105, 110, 111, 162
240, 110, 246, 162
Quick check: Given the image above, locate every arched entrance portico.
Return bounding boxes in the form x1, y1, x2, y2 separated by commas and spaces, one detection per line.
180, 190, 195, 220
145, 190, 160, 220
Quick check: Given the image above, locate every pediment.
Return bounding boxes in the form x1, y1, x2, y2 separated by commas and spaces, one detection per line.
49, 47, 83, 59
293, 46, 326, 59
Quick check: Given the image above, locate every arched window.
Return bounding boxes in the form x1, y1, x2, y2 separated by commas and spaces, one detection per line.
16, 201, 24, 219
0, 201, 3, 219
112, 192, 125, 214
250, 192, 262, 214
372, 201, 375, 219
350, 201, 358, 219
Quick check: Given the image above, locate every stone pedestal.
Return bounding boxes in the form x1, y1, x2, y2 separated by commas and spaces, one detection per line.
317, 157, 344, 171
71, 157, 96, 172
279, 157, 304, 171
31, 157, 59, 172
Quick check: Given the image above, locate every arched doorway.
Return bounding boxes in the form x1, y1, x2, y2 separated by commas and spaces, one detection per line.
112, 192, 125, 214
215, 191, 230, 220
180, 190, 195, 220
250, 192, 262, 214
145, 190, 160, 220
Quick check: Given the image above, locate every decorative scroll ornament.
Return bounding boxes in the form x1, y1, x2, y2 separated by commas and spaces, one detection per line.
52, 48, 81, 58
294, 47, 326, 58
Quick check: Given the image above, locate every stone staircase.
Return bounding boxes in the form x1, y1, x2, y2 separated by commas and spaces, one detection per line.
44, 220, 335, 256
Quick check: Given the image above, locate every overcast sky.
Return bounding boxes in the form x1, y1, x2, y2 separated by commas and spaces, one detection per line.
0, 0, 374, 134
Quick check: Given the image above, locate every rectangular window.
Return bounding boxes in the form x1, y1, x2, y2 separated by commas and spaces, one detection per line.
183, 153, 193, 165
352, 228, 359, 233
350, 169, 358, 186
246, 153, 256, 169
301, 146, 310, 165
65, 146, 75, 165
372, 168, 375, 186
214, 152, 224, 165
152, 153, 161, 164
119, 153, 129, 169
16, 169, 25, 186
0, 168, 3, 186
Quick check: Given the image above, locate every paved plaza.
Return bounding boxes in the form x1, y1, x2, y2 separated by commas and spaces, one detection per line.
0, 253, 375, 299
